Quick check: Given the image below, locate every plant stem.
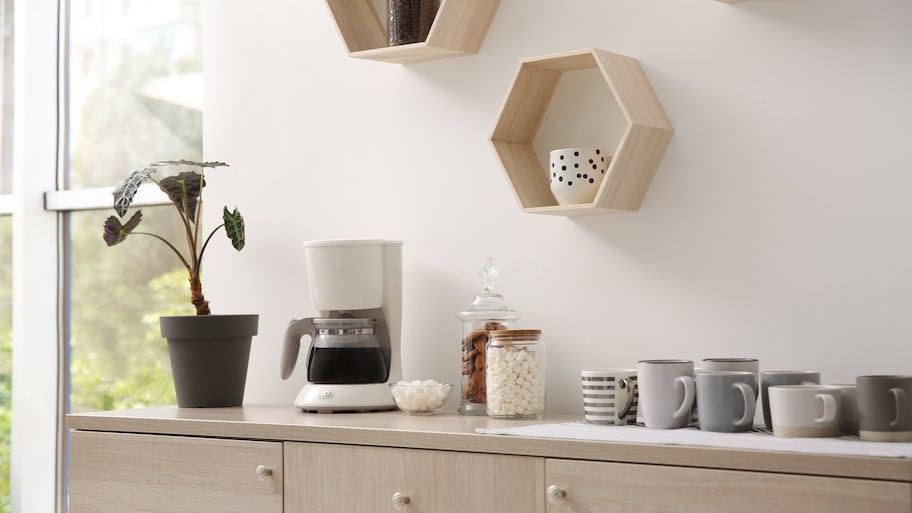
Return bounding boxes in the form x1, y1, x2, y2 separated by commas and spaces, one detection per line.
129, 231, 192, 273
197, 224, 225, 276
189, 273, 210, 315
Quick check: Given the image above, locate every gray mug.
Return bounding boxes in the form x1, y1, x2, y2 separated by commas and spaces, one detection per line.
857, 375, 912, 442
700, 358, 759, 396
760, 370, 820, 430
696, 371, 756, 433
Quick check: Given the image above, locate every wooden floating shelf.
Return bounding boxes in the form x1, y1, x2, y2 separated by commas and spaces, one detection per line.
324, 0, 500, 64
490, 48, 674, 216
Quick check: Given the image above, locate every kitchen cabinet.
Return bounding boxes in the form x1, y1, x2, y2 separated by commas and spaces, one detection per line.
67, 406, 912, 513
285, 442, 543, 513
544, 458, 909, 513
68, 431, 282, 513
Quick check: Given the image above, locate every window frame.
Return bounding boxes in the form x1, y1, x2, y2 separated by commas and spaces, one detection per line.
9, 1, 183, 510
10, 0, 64, 510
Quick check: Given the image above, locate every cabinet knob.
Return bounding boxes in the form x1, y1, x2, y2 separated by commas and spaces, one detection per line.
255, 465, 273, 481
392, 491, 410, 510
546, 485, 566, 504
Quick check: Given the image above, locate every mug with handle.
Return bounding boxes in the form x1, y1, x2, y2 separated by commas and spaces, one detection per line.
580, 368, 638, 425
768, 384, 840, 438
857, 375, 912, 442
760, 370, 820, 430
696, 371, 756, 433
636, 359, 695, 429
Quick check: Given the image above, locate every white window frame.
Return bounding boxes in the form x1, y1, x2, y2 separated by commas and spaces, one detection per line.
10, 0, 63, 510
8, 1, 170, 512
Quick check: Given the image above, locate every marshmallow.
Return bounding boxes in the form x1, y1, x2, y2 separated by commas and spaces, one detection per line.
486, 345, 545, 417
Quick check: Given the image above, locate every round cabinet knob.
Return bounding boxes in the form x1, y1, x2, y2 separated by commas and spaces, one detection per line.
255, 465, 273, 481
546, 485, 566, 505
392, 491, 410, 510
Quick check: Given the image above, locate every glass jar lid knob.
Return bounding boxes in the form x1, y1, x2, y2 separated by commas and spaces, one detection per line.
480, 256, 498, 293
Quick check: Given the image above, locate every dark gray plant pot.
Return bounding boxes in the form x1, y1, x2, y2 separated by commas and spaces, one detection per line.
160, 314, 259, 408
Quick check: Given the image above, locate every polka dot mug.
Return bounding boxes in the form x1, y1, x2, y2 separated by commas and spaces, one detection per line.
549, 147, 611, 205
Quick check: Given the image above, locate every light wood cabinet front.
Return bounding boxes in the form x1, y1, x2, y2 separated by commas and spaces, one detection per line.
285, 442, 545, 513
69, 431, 283, 513
545, 458, 912, 513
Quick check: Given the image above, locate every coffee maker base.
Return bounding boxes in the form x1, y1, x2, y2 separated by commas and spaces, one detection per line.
294, 383, 397, 413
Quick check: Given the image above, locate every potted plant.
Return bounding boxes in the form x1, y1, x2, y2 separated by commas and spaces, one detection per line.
103, 159, 258, 407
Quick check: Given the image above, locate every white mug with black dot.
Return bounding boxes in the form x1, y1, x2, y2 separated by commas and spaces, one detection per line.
549, 147, 611, 205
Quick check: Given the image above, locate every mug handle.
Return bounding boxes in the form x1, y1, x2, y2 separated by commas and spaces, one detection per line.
672, 375, 695, 420
814, 393, 838, 424
733, 382, 756, 428
615, 378, 635, 420
890, 388, 907, 427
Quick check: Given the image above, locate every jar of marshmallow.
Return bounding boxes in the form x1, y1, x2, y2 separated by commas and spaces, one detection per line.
485, 329, 545, 419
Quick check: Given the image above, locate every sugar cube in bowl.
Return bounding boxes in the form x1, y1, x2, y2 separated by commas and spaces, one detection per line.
390, 380, 452, 415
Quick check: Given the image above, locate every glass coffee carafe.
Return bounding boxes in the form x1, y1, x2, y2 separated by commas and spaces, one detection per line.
306, 318, 388, 384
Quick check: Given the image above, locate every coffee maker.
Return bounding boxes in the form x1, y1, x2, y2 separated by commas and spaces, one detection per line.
280, 239, 402, 412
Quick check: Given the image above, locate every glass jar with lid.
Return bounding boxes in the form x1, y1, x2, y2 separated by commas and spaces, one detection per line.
457, 258, 519, 415
485, 329, 545, 419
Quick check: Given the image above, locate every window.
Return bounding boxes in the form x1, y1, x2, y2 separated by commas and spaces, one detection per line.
63, 0, 203, 411
0, 217, 10, 513
4, 1, 203, 509
0, 0, 12, 511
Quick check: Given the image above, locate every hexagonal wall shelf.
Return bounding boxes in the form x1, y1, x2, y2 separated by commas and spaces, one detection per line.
324, 0, 500, 64
490, 48, 674, 216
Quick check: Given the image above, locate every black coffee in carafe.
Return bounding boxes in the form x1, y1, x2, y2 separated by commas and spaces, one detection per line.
306, 318, 388, 384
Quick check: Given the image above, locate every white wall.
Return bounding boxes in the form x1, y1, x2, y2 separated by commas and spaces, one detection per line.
200, 0, 912, 414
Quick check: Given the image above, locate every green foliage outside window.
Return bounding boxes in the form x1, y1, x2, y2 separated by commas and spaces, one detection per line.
1, 216, 12, 513
67, 27, 202, 414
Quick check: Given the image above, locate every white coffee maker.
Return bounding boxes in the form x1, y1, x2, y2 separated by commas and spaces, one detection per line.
280, 239, 402, 412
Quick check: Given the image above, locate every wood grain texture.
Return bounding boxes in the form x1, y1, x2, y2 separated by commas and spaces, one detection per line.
489, 48, 673, 216
286, 442, 545, 513
324, 0, 387, 53
326, 0, 500, 63
546, 458, 911, 513
68, 406, 912, 483
68, 431, 283, 513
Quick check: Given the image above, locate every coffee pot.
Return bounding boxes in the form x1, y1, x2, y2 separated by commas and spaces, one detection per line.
281, 239, 403, 412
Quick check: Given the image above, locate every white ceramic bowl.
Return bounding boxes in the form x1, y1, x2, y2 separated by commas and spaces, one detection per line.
549, 147, 611, 205
390, 380, 452, 415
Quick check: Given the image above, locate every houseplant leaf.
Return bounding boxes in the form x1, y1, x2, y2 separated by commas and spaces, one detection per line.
155, 159, 228, 169
159, 172, 204, 222
223, 207, 245, 251
103, 211, 143, 246
112, 167, 158, 217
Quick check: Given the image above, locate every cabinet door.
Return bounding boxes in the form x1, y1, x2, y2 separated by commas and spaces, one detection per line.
545, 458, 912, 513
69, 431, 283, 513
285, 442, 544, 513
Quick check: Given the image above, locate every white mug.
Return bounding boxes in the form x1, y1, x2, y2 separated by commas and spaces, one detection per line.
636, 359, 695, 429
768, 384, 840, 438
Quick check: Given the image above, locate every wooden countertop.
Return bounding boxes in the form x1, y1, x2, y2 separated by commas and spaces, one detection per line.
67, 405, 912, 483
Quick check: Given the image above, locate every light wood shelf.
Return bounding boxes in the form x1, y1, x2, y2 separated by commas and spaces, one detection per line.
324, 0, 500, 64
490, 48, 674, 216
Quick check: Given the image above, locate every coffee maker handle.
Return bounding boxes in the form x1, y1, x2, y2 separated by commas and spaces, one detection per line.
281, 318, 316, 380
